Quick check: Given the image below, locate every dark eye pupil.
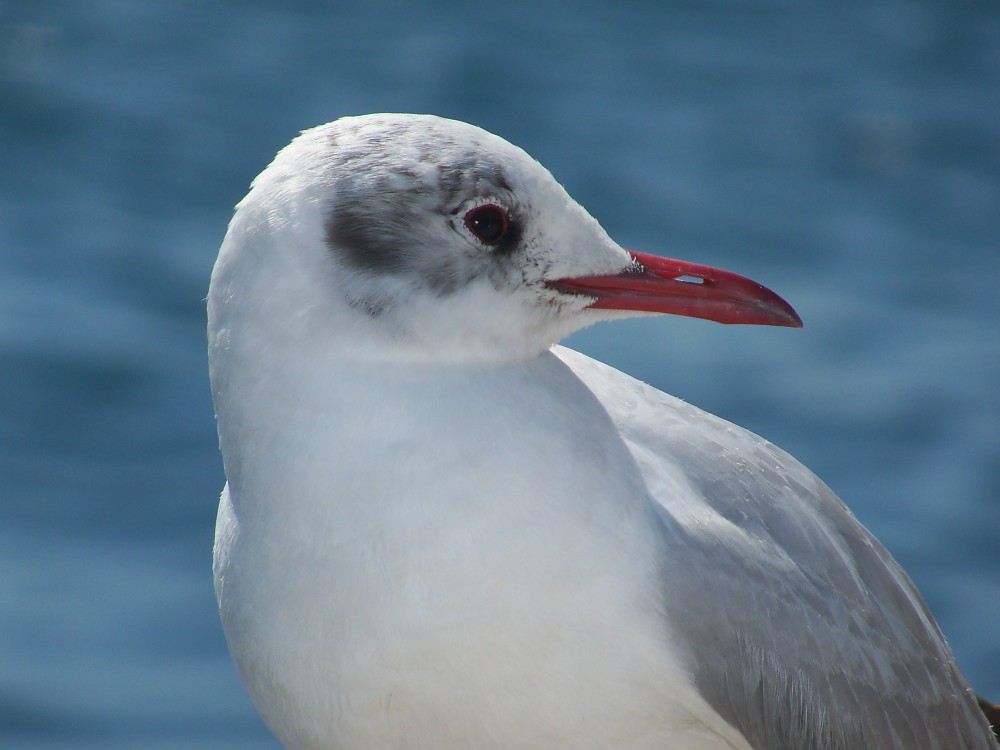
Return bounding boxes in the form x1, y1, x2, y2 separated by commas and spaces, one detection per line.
464, 205, 509, 244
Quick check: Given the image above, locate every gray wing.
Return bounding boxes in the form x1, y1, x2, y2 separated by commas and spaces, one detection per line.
557, 347, 997, 750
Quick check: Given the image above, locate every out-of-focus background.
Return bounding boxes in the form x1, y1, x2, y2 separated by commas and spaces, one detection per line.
1, 1, 997, 747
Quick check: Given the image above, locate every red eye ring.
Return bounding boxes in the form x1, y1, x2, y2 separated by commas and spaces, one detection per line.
463, 204, 509, 245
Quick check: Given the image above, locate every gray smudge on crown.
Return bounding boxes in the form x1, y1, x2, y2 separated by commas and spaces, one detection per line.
323, 117, 524, 299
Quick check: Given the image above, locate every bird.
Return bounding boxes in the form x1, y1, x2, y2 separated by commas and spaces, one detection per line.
207, 113, 997, 750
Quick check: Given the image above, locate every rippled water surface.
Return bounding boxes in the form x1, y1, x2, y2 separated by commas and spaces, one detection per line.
2, 2, 998, 747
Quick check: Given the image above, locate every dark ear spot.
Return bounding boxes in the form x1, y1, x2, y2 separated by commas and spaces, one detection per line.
325, 202, 410, 274
325, 198, 477, 296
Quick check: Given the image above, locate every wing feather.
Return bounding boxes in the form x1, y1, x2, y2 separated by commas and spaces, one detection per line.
557, 346, 996, 750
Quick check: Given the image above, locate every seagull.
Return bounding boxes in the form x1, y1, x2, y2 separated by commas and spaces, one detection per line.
208, 113, 997, 750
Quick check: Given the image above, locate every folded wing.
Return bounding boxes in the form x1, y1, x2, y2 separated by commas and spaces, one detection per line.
556, 346, 996, 750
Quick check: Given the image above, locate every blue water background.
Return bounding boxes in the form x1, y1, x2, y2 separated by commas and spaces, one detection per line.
1, 1, 998, 747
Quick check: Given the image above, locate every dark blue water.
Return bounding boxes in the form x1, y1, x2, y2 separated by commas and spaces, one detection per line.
2, 1, 997, 747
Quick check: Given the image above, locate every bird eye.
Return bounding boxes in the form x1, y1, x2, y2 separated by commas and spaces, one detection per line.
463, 204, 509, 245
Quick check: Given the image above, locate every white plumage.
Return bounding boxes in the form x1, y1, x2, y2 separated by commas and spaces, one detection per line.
208, 114, 996, 749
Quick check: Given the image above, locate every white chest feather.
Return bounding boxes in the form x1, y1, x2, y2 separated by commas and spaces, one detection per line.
213, 352, 749, 750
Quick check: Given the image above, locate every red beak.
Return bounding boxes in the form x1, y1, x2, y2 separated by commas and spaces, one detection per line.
547, 251, 802, 328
